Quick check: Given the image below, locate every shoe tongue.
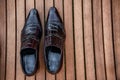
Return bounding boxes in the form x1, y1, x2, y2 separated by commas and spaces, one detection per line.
45, 35, 64, 50
21, 38, 38, 50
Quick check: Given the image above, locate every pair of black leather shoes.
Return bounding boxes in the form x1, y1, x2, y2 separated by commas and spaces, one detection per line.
20, 7, 65, 76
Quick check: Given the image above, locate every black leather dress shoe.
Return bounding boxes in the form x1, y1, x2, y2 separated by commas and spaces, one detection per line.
20, 9, 42, 76
44, 7, 65, 74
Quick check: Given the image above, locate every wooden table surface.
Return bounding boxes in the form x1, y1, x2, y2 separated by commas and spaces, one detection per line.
0, 0, 120, 80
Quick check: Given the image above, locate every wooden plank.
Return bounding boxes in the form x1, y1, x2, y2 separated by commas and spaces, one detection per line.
45, 0, 55, 80
26, 0, 35, 17
112, 0, 120, 79
6, 0, 16, 80
64, 0, 75, 80
74, 0, 85, 80
0, 0, 6, 80
54, 0, 63, 20
54, 0, 65, 80
45, 0, 53, 17
35, 0, 45, 79
25, 0, 35, 79
92, 0, 106, 80
16, 0, 25, 80
83, 0, 96, 80
102, 0, 116, 80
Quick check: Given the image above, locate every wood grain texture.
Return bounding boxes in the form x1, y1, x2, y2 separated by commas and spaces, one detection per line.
64, 0, 75, 80
6, 0, 16, 80
16, 0, 25, 80
36, 0, 45, 80
45, 0, 55, 80
0, 0, 119, 80
25, 0, 35, 79
0, 0, 6, 80
26, 0, 35, 17
83, 0, 96, 80
102, 0, 116, 80
55, 0, 65, 80
55, 0, 63, 20
112, 0, 120, 79
74, 0, 85, 80
93, 0, 106, 80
